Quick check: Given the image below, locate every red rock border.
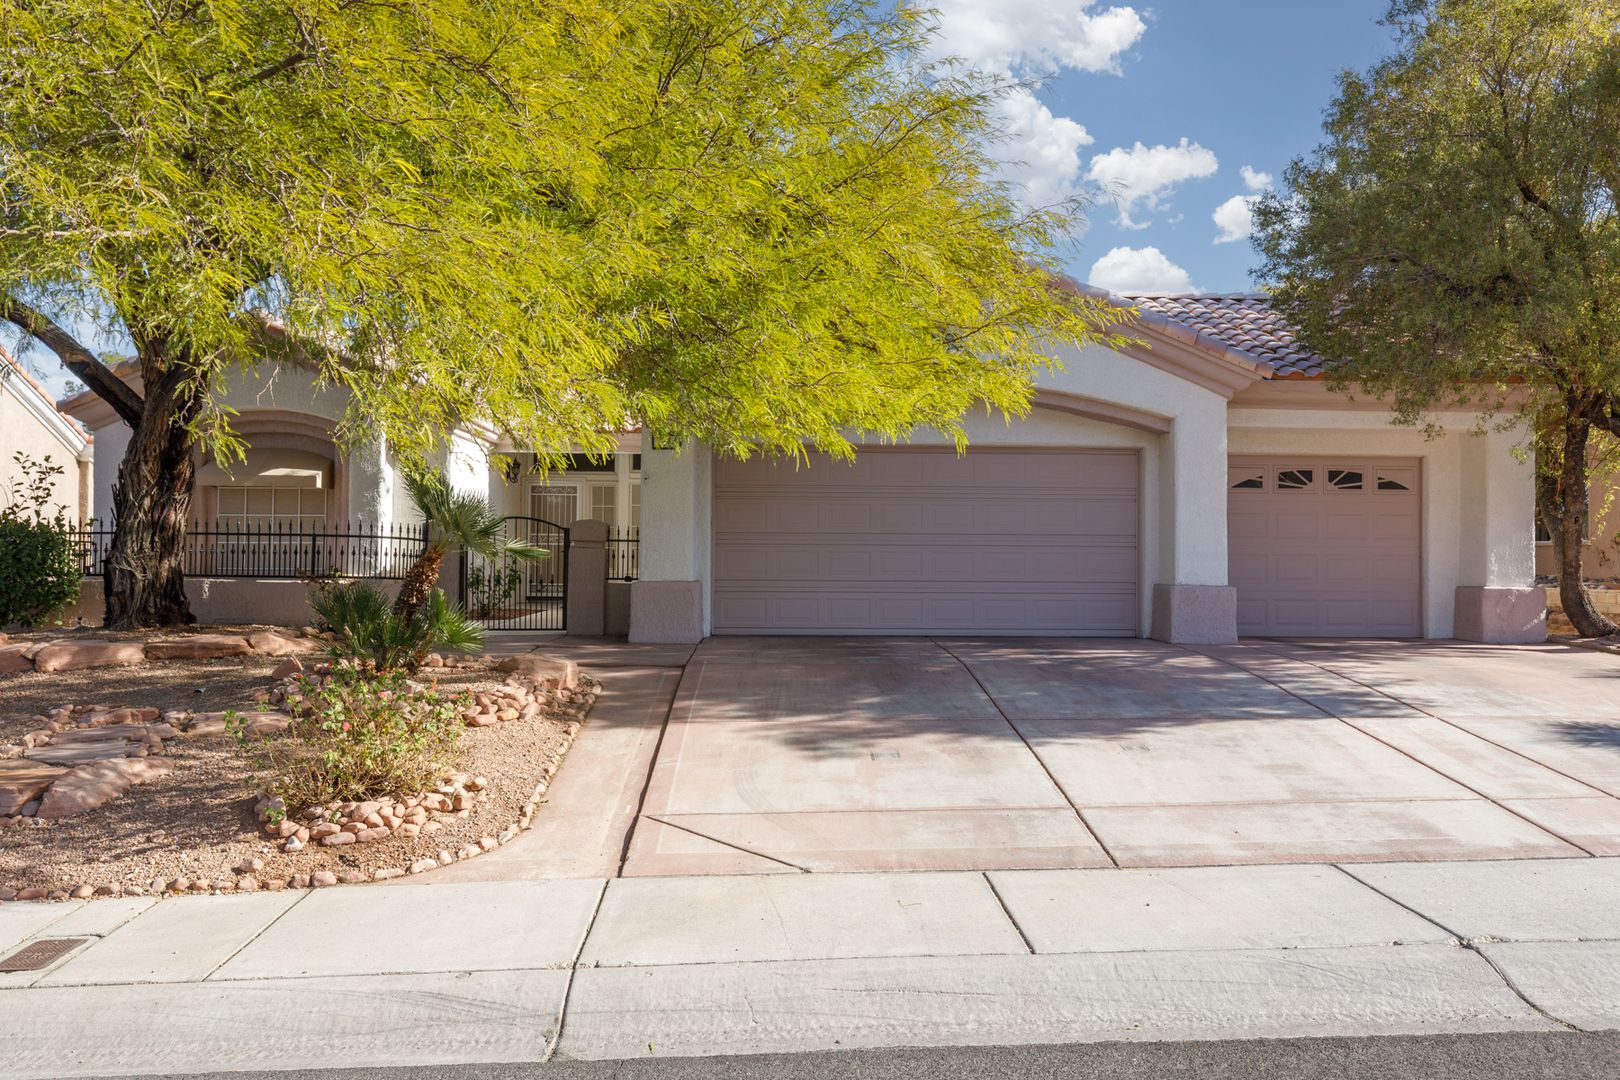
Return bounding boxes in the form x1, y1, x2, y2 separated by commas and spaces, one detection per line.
0, 630, 322, 677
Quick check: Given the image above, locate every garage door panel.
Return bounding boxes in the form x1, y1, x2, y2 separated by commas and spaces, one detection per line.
713, 450, 1140, 635
1229, 456, 1421, 638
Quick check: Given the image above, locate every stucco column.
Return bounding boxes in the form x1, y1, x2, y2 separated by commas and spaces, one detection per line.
1150, 407, 1237, 644
566, 518, 608, 636
1454, 424, 1545, 643
344, 434, 395, 578
630, 438, 710, 643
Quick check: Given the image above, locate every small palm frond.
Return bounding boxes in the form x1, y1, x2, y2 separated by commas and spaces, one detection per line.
415, 589, 486, 656
501, 540, 550, 563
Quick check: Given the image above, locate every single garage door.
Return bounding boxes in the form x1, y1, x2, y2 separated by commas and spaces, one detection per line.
712, 449, 1139, 635
1228, 456, 1421, 637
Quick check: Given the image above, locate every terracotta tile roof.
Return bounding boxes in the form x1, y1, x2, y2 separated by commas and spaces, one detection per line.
1, 343, 93, 441
1116, 293, 1328, 379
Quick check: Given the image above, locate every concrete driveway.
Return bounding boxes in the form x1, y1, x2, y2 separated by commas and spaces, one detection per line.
622, 637, 1620, 875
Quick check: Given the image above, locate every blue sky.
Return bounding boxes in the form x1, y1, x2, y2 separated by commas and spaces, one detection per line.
9, 0, 1396, 398
927, 0, 1395, 294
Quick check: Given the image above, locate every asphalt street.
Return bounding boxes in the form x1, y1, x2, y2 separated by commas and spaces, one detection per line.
138, 1032, 1620, 1080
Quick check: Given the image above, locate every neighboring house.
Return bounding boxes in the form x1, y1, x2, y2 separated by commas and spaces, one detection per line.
628, 286, 1544, 646
0, 345, 91, 525
1534, 473, 1620, 581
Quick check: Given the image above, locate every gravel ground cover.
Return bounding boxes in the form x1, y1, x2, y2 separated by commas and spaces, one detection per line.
0, 649, 591, 897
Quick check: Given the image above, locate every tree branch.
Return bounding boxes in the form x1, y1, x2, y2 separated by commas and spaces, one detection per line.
1, 294, 145, 425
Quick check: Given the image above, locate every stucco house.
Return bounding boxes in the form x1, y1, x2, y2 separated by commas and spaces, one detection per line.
1, 346, 92, 525
628, 287, 1545, 647
58, 359, 639, 625
52, 286, 1545, 645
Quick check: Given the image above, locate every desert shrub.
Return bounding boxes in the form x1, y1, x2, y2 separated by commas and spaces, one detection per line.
309, 580, 483, 673
465, 562, 523, 617
235, 666, 466, 811
0, 453, 80, 626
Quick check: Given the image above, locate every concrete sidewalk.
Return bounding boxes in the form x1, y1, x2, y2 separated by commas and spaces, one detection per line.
2, 857, 1617, 1077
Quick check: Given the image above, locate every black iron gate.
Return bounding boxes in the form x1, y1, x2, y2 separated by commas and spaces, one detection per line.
462, 516, 570, 631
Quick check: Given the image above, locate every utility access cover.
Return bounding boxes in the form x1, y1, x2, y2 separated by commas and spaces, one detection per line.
0, 937, 87, 972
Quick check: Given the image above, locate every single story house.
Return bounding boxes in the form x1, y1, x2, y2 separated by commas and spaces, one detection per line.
1, 346, 92, 525
629, 288, 1545, 646
52, 287, 1544, 645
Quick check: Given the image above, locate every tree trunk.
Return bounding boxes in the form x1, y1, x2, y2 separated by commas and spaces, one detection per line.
103, 361, 202, 629
393, 544, 445, 623
1540, 414, 1617, 638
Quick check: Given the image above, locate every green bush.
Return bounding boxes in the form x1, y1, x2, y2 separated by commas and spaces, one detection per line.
0, 453, 80, 626
309, 580, 483, 674
235, 666, 465, 810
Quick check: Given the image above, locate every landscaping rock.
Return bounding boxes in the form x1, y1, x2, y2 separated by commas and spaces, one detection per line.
0, 761, 68, 815
246, 631, 321, 656
493, 654, 579, 689
32, 640, 147, 674
35, 757, 173, 820
145, 635, 252, 661
83, 707, 161, 727
0, 644, 33, 674
270, 658, 304, 681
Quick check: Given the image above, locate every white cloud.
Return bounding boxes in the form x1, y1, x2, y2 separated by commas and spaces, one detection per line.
1087, 245, 1197, 294
923, 2, 1146, 221
928, 0, 1147, 76
1211, 163, 1274, 244
1211, 195, 1258, 245
986, 89, 1094, 209
1085, 138, 1218, 229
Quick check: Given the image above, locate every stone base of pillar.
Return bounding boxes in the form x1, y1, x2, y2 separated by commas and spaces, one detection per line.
1454, 586, 1547, 644
629, 580, 705, 644
1150, 584, 1238, 645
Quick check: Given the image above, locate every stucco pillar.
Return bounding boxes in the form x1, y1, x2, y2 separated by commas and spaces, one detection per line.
343, 434, 396, 578
630, 438, 710, 643
1151, 408, 1237, 643
566, 518, 608, 636
1454, 425, 1545, 643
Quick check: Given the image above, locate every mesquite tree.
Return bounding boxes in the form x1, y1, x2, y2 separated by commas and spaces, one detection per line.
1253, 0, 1620, 636
1, 0, 1124, 629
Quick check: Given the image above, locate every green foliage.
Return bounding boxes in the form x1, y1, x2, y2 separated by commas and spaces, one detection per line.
406, 474, 546, 564
1, 0, 1125, 471
1252, 0, 1620, 422
309, 581, 484, 674
0, 453, 80, 626
234, 667, 466, 812
1252, 0, 1620, 631
465, 563, 524, 619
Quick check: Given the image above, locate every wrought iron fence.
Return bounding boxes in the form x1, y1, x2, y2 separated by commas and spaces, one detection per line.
71, 521, 429, 580
606, 527, 640, 581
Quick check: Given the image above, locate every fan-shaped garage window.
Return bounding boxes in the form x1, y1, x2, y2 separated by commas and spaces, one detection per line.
1376, 468, 1416, 492
1328, 469, 1363, 490
1229, 467, 1265, 490
1276, 468, 1314, 490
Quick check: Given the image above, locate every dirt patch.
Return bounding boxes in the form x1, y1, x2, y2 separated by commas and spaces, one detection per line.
0, 658, 593, 897
1, 623, 302, 645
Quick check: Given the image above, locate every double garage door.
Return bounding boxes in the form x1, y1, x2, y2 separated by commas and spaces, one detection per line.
711, 450, 1139, 635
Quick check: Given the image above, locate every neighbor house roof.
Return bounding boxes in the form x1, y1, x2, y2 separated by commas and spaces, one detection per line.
2, 344, 92, 452
1115, 293, 1328, 380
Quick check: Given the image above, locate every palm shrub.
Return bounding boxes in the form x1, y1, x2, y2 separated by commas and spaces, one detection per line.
395, 473, 547, 624
310, 580, 483, 674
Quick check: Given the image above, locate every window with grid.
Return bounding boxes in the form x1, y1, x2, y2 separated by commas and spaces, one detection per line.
588, 483, 617, 527
215, 486, 327, 529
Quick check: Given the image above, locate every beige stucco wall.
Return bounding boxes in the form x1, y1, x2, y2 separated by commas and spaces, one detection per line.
0, 378, 90, 524
636, 339, 1234, 639
1535, 472, 1620, 580
1228, 408, 1537, 638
